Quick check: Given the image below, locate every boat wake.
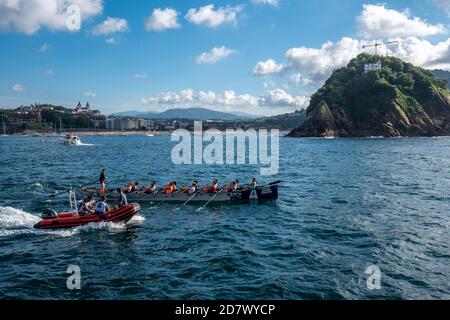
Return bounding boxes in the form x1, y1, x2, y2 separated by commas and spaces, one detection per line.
77, 142, 95, 146
0, 206, 143, 238
0, 206, 40, 229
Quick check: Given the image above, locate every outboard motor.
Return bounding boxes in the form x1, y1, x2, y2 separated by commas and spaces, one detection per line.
41, 209, 57, 219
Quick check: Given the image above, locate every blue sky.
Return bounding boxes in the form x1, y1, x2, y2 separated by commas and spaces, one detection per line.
0, 0, 449, 115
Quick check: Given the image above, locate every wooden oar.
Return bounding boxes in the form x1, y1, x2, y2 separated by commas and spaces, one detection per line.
239, 180, 281, 191
49, 179, 99, 198
255, 180, 281, 190
150, 180, 186, 209
149, 184, 175, 209
173, 189, 201, 211
150, 192, 167, 209
197, 186, 226, 211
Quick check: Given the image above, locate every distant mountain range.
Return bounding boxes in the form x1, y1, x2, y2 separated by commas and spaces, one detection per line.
112, 107, 257, 120
431, 69, 450, 89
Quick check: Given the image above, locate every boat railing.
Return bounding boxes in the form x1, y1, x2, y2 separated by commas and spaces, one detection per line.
69, 189, 78, 213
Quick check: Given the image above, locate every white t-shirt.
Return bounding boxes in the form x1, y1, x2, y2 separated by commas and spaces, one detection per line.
187, 186, 196, 194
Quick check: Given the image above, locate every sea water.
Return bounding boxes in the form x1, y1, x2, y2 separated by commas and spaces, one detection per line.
0, 135, 448, 299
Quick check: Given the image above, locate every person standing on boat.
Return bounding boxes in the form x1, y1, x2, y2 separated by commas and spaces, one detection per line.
99, 169, 107, 194
95, 196, 110, 215
116, 188, 128, 209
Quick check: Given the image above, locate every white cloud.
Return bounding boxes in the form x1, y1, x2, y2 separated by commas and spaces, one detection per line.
92, 17, 128, 35
252, 59, 286, 76
134, 74, 147, 79
388, 37, 450, 70
185, 4, 244, 28
259, 89, 309, 107
141, 88, 308, 113
436, 0, 450, 17
357, 4, 446, 38
145, 8, 180, 31
196, 46, 236, 64
252, 0, 279, 6
11, 84, 25, 92
0, 0, 103, 35
38, 42, 50, 52
276, 36, 450, 86
84, 91, 96, 97
289, 73, 313, 86
286, 37, 363, 80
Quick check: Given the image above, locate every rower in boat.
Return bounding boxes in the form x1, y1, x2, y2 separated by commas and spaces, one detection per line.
78, 195, 94, 216
242, 178, 257, 190
222, 179, 239, 192
162, 181, 176, 194
123, 181, 139, 194
202, 179, 219, 193
179, 181, 198, 194
140, 181, 157, 194
243, 178, 258, 199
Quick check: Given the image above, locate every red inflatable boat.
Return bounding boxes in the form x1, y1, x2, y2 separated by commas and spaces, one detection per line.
33, 203, 141, 229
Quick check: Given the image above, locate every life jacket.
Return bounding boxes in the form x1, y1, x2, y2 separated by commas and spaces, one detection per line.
165, 185, 174, 194
210, 184, 218, 192
95, 201, 106, 213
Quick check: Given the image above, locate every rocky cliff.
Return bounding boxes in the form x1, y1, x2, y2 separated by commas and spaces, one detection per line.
289, 54, 450, 137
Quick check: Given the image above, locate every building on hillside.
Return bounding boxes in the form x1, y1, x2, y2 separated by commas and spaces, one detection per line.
364, 61, 382, 73
73, 101, 92, 114
7, 112, 42, 125
11, 106, 42, 124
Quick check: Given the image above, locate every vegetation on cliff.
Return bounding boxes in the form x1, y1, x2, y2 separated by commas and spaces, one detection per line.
289, 54, 450, 137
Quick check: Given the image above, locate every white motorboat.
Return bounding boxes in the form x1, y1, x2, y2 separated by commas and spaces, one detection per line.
62, 134, 81, 145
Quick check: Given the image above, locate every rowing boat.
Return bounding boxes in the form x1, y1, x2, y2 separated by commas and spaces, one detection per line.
81, 182, 279, 203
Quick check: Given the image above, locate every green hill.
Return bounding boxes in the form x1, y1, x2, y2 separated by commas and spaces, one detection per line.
431, 70, 450, 89
289, 54, 450, 137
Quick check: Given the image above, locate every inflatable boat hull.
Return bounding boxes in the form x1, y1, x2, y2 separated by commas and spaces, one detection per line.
33, 203, 140, 229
